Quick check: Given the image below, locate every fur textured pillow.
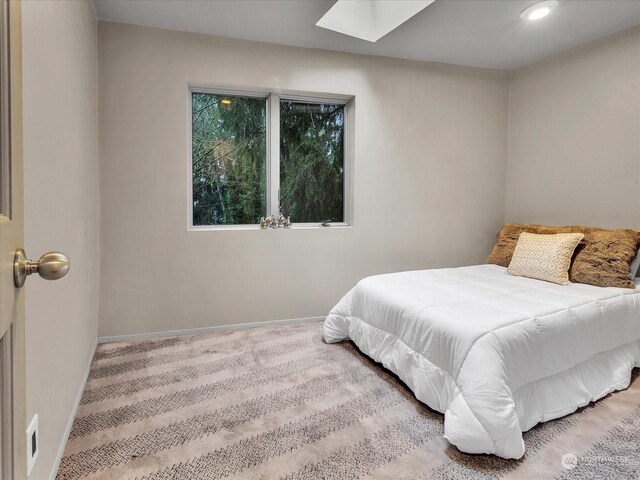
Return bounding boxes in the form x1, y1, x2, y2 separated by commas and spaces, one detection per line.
487, 224, 640, 289
508, 232, 584, 285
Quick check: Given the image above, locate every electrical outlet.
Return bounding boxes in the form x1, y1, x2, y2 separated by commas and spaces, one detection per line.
26, 414, 38, 476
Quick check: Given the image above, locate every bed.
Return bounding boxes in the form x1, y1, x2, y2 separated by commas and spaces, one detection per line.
323, 264, 640, 459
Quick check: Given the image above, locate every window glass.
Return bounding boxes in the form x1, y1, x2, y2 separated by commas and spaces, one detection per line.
191, 93, 266, 225
279, 101, 344, 223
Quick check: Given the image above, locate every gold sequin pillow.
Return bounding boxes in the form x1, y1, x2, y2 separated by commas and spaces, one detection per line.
508, 232, 584, 285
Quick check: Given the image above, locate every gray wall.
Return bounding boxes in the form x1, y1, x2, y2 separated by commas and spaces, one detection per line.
506, 27, 640, 228
22, 1, 99, 478
98, 22, 510, 337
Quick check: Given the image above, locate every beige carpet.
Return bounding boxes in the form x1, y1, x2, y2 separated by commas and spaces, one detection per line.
56, 321, 640, 480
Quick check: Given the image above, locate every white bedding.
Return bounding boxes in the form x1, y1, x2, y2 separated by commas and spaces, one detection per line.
323, 264, 640, 459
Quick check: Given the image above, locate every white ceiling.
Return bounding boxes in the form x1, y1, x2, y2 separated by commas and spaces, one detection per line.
92, 0, 640, 70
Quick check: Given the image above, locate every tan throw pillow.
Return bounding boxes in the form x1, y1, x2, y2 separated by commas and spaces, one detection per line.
507, 232, 584, 285
488, 224, 640, 289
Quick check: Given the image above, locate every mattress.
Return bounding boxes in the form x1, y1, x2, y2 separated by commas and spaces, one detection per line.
323, 264, 640, 459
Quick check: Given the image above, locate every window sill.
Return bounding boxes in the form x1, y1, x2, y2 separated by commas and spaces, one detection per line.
188, 223, 351, 232
290, 223, 351, 230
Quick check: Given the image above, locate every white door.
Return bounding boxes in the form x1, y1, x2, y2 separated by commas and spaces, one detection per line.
0, 2, 73, 477
0, 0, 25, 478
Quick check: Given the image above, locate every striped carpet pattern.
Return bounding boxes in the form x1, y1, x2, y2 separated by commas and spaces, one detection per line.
56, 321, 640, 480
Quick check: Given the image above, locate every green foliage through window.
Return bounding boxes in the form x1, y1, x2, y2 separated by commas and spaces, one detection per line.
280, 102, 344, 223
192, 93, 266, 225
192, 92, 346, 226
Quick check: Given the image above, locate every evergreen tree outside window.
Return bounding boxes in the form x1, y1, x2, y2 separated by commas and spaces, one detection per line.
191, 93, 267, 226
280, 102, 344, 223
190, 89, 349, 228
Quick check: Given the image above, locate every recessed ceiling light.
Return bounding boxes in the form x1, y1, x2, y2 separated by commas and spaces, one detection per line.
520, 0, 558, 21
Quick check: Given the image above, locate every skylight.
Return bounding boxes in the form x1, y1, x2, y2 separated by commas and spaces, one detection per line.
316, 0, 435, 43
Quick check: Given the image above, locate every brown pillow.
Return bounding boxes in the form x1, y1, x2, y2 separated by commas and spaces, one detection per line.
487, 224, 640, 289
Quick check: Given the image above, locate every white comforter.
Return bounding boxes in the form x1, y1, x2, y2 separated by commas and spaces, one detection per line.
324, 264, 640, 459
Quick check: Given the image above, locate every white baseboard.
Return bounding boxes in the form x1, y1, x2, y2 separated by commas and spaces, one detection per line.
97, 316, 325, 344
48, 339, 97, 480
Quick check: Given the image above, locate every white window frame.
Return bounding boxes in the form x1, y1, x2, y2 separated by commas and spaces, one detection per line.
188, 85, 354, 231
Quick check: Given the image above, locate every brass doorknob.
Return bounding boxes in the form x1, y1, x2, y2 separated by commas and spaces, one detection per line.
14, 249, 70, 288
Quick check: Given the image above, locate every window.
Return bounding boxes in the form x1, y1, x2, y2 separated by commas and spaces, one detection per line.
280, 101, 344, 223
191, 93, 267, 226
190, 88, 350, 228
